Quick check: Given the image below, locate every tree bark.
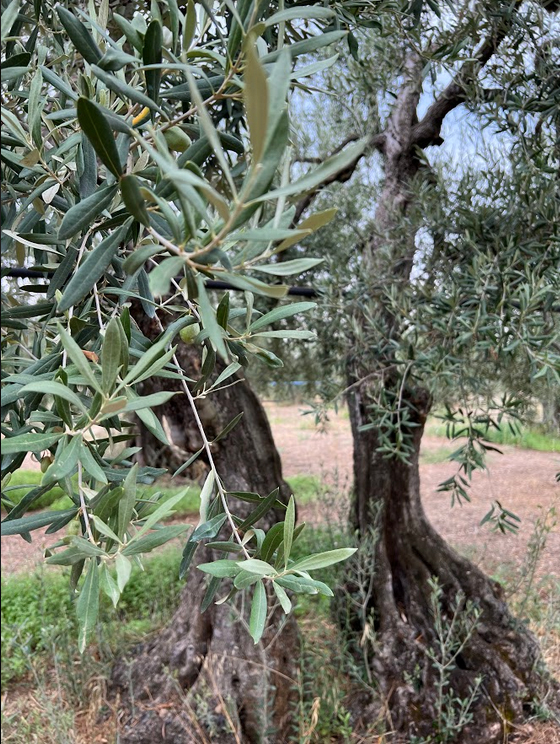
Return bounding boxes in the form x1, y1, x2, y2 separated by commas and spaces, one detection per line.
340, 379, 554, 742
111, 321, 300, 744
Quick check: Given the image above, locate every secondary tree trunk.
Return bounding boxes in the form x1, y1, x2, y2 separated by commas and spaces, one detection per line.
111, 322, 300, 744
339, 378, 554, 742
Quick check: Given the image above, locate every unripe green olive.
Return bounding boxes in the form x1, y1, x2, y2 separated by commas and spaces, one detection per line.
40, 456, 53, 473
180, 323, 200, 344
163, 126, 192, 152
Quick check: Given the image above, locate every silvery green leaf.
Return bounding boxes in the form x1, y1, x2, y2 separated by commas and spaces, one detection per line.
249, 302, 316, 332
58, 225, 128, 312
273, 581, 292, 613
0, 431, 64, 455
20, 380, 87, 413
198, 560, 241, 577
283, 496, 295, 568
249, 581, 267, 644
99, 563, 120, 607
76, 559, 100, 653
58, 185, 117, 241
115, 553, 132, 592
290, 548, 357, 572
121, 525, 189, 555
235, 559, 276, 576
197, 277, 228, 358
1, 508, 78, 536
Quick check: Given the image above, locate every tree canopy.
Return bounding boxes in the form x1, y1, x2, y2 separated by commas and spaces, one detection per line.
1, 0, 366, 648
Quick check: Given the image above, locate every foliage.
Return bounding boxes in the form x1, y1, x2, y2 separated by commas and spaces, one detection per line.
1, 0, 366, 649
413, 578, 483, 744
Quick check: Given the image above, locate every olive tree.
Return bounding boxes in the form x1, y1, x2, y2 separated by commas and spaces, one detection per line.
285, 1, 560, 741
0, 1, 366, 740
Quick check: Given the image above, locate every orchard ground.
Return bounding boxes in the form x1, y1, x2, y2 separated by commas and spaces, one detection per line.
1, 402, 559, 743
4, 401, 558, 581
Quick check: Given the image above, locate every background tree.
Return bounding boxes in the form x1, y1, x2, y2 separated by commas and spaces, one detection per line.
278, 1, 560, 740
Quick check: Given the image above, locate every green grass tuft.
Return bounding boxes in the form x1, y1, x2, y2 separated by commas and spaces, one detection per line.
1, 470, 74, 511
286, 474, 323, 504
420, 446, 455, 464
139, 481, 201, 517
426, 420, 559, 453
1, 548, 184, 690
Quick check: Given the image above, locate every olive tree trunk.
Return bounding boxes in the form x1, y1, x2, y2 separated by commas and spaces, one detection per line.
341, 381, 553, 742
111, 322, 299, 744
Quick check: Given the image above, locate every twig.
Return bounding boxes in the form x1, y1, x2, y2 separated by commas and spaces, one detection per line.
153, 316, 250, 558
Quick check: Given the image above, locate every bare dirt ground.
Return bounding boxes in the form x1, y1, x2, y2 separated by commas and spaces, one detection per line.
265, 402, 560, 581
2, 402, 559, 581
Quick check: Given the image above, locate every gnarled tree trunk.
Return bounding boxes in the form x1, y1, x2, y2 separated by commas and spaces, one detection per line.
340, 380, 553, 742
111, 323, 300, 744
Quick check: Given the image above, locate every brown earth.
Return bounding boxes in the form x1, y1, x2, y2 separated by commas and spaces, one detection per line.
265, 402, 560, 581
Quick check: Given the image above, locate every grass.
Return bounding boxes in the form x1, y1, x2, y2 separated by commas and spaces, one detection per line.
1, 470, 75, 511
419, 446, 455, 464
426, 419, 560, 453
482, 425, 560, 452
286, 474, 324, 504
137, 480, 201, 516
1, 548, 184, 691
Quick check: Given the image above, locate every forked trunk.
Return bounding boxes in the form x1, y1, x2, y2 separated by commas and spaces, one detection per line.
111, 327, 300, 744
340, 380, 555, 742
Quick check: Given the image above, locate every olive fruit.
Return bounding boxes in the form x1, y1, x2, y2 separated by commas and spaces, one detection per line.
180, 323, 201, 344
163, 126, 192, 152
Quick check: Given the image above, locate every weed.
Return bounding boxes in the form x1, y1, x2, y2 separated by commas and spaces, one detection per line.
1, 689, 78, 744
1, 548, 184, 690
507, 505, 558, 620
416, 578, 483, 744
292, 605, 356, 743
